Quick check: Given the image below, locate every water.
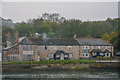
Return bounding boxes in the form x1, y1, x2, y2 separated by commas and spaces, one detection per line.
2, 70, 119, 79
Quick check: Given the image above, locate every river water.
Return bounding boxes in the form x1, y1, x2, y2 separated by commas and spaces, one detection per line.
2, 70, 120, 79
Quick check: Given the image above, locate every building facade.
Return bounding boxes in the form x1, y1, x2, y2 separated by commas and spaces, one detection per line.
2, 37, 113, 62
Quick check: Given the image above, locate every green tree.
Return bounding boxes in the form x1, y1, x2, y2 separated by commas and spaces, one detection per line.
14, 22, 35, 37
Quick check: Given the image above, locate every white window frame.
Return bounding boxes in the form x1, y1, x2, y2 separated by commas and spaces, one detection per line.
106, 46, 108, 49
98, 46, 101, 49
105, 53, 110, 57
100, 53, 104, 56
82, 53, 89, 58
68, 46, 72, 50
69, 53, 72, 58
58, 46, 62, 50
92, 46, 94, 49
54, 47, 57, 50
65, 55, 68, 57
82, 46, 89, 49
56, 55, 60, 58
48, 53, 53, 58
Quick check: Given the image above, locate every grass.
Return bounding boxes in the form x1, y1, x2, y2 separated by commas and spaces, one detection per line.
2, 60, 96, 65
96, 56, 112, 60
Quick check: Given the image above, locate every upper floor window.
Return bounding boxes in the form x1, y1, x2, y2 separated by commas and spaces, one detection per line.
82, 53, 89, 57
106, 46, 108, 49
98, 46, 101, 49
48, 53, 53, 58
69, 53, 72, 58
23, 45, 33, 51
54, 47, 57, 50
58, 46, 62, 50
68, 46, 72, 50
92, 46, 94, 49
82, 46, 89, 49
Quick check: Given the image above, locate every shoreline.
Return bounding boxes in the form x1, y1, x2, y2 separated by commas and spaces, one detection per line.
2, 62, 120, 71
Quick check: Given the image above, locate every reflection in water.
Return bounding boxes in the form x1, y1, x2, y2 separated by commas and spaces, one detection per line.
2, 70, 119, 78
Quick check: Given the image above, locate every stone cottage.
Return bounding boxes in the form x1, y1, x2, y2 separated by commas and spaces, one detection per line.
77, 38, 113, 58
2, 36, 113, 62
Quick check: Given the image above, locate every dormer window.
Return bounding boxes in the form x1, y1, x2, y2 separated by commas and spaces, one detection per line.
82, 46, 89, 49
98, 46, 100, 49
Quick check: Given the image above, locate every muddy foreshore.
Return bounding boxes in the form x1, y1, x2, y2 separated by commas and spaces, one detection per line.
2, 62, 120, 72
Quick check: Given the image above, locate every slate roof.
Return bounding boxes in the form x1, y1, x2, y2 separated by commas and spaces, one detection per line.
77, 38, 113, 46
90, 49, 112, 53
20, 37, 79, 46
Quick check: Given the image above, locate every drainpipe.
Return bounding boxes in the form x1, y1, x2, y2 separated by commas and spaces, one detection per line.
79, 45, 80, 60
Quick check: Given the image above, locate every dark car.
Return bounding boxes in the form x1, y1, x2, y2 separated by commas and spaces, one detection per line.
115, 52, 120, 56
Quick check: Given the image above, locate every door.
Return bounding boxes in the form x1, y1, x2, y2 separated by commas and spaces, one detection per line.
60, 53, 64, 60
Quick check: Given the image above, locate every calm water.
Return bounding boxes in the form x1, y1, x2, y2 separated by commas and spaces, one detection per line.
2, 70, 120, 79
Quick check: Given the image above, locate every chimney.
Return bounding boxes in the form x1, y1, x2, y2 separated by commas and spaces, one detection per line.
15, 31, 19, 43
104, 39, 109, 43
7, 31, 11, 41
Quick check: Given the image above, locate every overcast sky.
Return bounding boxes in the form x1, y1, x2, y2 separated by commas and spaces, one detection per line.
2, 2, 118, 23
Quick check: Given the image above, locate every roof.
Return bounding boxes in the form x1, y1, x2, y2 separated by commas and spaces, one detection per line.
55, 50, 69, 55
2, 37, 26, 51
20, 37, 79, 46
77, 38, 113, 46
90, 49, 112, 53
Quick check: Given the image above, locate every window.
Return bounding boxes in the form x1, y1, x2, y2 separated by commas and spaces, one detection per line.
69, 53, 72, 58
98, 46, 100, 49
54, 47, 57, 50
106, 46, 108, 49
58, 46, 62, 50
82, 46, 89, 49
105, 53, 110, 57
65, 55, 68, 57
23, 54, 33, 61
92, 53, 96, 56
68, 46, 72, 50
23, 45, 33, 51
56, 55, 60, 58
10, 54, 19, 61
100, 53, 104, 56
92, 46, 94, 49
82, 53, 89, 57
48, 53, 53, 58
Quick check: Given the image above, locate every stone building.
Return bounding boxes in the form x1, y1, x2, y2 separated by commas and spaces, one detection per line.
19, 37, 80, 61
77, 38, 113, 58
2, 37, 113, 62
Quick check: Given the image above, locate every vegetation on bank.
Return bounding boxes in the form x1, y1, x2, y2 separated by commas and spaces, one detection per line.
96, 56, 112, 60
2, 60, 96, 65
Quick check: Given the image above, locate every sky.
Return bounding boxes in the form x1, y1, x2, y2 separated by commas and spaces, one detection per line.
1, 2, 118, 23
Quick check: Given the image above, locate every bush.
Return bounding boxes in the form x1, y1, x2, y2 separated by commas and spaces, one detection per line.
2, 60, 96, 65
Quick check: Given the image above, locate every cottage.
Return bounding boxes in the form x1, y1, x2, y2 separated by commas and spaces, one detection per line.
77, 38, 113, 58
2, 36, 114, 62
19, 37, 80, 61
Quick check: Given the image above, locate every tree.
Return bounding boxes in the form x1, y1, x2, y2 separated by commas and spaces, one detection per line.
35, 24, 51, 34
2, 25, 14, 42
14, 22, 34, 37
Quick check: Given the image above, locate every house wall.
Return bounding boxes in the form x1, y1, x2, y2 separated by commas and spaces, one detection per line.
33, 45, 80, 60
80, 45, 113, 58
2, 46, 19, 62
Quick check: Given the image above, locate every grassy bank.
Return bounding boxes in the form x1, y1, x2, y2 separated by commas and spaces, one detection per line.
2, 60, 96, 65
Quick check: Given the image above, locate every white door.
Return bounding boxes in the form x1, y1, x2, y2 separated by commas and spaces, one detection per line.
60, 53, 64, 60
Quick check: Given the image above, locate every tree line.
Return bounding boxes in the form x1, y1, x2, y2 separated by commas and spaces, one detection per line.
1, 13, 120, 53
